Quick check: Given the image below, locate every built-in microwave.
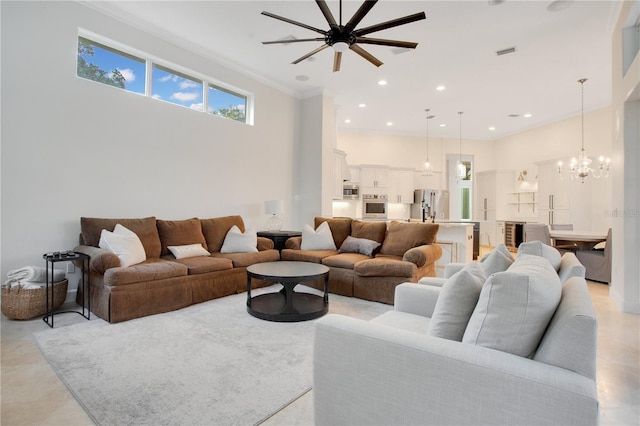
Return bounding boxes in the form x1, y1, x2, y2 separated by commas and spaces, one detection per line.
362, 194, 388, 219
343, 184, 359, 200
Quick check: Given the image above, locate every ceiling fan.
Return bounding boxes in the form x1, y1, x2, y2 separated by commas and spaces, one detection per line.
261, 0, 426, 72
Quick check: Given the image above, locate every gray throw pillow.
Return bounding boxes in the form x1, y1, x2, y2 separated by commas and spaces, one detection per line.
427, 263, 486, 341
462, 254, 562, 358
479, 243, 514, 275
517, 240, 562, 271
338, 236, 381, 256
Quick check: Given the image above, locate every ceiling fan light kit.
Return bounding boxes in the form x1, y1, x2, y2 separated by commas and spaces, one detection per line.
261, 0, 426, 72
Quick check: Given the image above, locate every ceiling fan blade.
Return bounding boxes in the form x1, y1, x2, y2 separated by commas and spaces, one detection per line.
355, 37, 418, 49
344, 0, 378, 33
292, 44, 330, 64
333, 51, 342, 72
354, 12, 426, 37
261, 11, 327, 35
316, 0, 339, 30
349, 43, 383, 67
262, 38, 326, 45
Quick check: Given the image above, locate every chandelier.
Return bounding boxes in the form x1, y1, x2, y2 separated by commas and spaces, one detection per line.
456, 112, 466, 178
423, 108, 434, 176
558, 78, 610, 183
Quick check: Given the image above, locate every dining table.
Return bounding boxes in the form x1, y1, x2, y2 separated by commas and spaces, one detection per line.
549, 230, 608, 250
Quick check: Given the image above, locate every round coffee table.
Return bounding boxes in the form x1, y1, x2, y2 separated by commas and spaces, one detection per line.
246, 261, 330, 322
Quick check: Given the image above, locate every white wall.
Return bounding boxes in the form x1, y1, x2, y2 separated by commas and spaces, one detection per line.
1, 2, 300, 292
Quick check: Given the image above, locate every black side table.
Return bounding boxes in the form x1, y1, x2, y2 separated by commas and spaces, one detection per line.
257, 230, 302, 252
42, 252, 90, 328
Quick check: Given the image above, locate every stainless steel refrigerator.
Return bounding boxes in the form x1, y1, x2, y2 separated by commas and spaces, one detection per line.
411, 189, 449, 222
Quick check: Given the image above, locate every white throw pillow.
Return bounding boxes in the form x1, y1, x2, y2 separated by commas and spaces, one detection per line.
220, 225, 258, 253
462, 254, 562, 358
428, 262, 486, 341
479, 243, 514, 275
517, 240, 562, 271
168, 243, 210, 259
300, 221, 336, 250
99, 224, 146, 267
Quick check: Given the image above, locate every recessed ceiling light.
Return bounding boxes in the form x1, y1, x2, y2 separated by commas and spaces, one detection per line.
440, 124, 446, 127
358, 103, 366, 108
345, 119, 351, 124
489, 126, 496, 131
524, 113, 532, 118
386, 121, 393, 126
378, 80, 387, 86
436, 85, 446, 91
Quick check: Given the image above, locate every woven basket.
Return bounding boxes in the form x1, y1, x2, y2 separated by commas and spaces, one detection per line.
1, 279, 68, 320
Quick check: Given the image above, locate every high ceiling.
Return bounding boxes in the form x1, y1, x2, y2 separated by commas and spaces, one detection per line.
88, 0, 621, 140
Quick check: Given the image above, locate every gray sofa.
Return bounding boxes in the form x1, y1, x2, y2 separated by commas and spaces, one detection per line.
313, 244, 598, 425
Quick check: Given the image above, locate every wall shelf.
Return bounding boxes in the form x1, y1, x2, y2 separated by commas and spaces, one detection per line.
508, 191, 537, 213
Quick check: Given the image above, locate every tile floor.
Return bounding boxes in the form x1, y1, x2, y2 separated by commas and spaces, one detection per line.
1, 282, 638, 425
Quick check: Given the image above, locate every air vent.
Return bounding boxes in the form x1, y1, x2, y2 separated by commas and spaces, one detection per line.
496, 46, 517, 56
508, 114, 520, 118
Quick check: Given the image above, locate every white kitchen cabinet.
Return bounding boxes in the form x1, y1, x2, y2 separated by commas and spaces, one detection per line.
348, 167, 360, 184
360, 166, 389, 189
332, 150, 346, 200
536, 160, 571, 225
389, 169, 414, 203
474, 170, 514, 246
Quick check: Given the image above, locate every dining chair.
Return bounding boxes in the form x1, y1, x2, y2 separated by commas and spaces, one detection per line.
576, 228, 612, 283
524, 223, 576, 253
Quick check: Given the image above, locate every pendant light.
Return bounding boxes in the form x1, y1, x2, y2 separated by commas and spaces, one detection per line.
557, 78, 611, 183
456, 111, 466, 179
423, 108, 434, 176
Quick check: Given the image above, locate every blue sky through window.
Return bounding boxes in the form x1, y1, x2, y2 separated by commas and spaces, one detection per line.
78, 39, 145, 94
78, 36, 249, 122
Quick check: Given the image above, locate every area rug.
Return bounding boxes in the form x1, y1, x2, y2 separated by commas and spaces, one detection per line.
34, 285, 391, 426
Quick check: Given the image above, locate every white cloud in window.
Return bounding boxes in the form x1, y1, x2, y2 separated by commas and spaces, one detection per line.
180, 80, 198, 89
159, 74, 178, 83
152, 94, 162, 100
171, 92, 200, 102
236, 104, 246, 111
190, 102, 204, 111
117, 68, 136, 82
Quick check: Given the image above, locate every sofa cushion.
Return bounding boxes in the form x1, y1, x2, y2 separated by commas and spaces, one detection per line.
98, 224, 147, 267
462, 254, 562, 358
104, 259, 188, 286
157, 218, 208, 256
354, 258, 416, 278
81, 217, 161, 259
210, 250, 280, 268
427, 263, 486, 341
220, 225, 258, 253
167, 243, 210, 259
479, 243, 514, 275
280, 249, 337, 263
322, 253, 372, 270
517, 240, 562, 271
169, 256, 234, 275
201, 216, 245, 253
351, 220, 387, 243
301, 222, 337, 250
339, 236, 381, 256
314, 217, 352, 248
379, 222, 439, 257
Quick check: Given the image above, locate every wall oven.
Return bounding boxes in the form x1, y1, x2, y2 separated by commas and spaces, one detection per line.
362, 194, 388, 219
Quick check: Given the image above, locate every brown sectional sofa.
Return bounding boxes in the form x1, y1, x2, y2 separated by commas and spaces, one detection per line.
281, 217, 442, 304
74, 215, 279, 323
